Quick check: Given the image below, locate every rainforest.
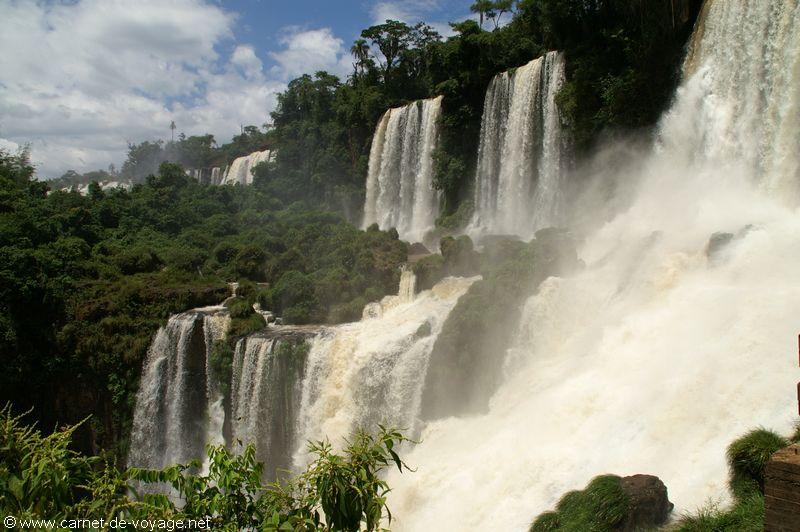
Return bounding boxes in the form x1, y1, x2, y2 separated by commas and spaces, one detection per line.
2, 0, 799, 530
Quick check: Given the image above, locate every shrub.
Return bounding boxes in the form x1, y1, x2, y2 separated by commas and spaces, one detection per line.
234, 245, 266, 280
2, 407, 413, 532
677, 493, 764, 532
726, 428, 787, 500
113, 246, 161, 274
226, 298, 253, 319
270, 270, 317, 315
209, 341, 234, 397
529, 475, 628, 532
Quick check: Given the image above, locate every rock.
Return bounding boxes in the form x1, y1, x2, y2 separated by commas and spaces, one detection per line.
415, 320, 432, 338
408, 242, 430, 255
618, 474, 673, 531
361, 301, 383, 320
706, 231, 734, 262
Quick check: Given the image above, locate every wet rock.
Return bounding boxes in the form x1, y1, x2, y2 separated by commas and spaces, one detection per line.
415, 320, 432, 338
706, 231, 734, 262
618, 474, 673, 531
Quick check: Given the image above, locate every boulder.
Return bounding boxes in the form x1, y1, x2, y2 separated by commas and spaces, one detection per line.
408, 242, 430, 256
618, 474, 673, 531
706, 231, 734, 262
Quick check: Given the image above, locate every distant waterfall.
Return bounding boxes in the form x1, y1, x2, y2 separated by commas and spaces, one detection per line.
186, 167, 225, 185
222, 149, 274, 186
210, 167, 223, 185
470, 51, 566, 238
128, 308, 229, 470
362, 97, 443, 243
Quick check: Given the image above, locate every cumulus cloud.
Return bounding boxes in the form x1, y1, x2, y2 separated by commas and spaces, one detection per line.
269, 27, 352, 80
0, 0, 284, 178
371, 0, 441, 24
370, 0, 457, 37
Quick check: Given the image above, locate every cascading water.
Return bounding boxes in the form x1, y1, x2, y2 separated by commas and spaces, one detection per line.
209, 167, 223, 185
292, 273, 477, 467
222, 149, 274, 186
469, 51, 566, 239
384, 1, 800, 529
229, 330, 316, 480
128, 307, 230, 470
127, 269, 474, 484
362, 96, 443, 244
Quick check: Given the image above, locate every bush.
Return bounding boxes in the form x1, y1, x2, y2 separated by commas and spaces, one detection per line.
270, 270, 317, 316
726, 428, 787, 500
529, 475, 629, 532
234, 245, 266, 280
113, 246, 161, 274
677, 493, 764, 532
678, 426, 791, 531
226, 298, 253, 319
1, 407, 413, 532
209, 340, 234, 397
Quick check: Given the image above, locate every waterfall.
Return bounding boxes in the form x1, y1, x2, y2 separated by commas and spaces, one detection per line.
469, 51, 566, 239
209, 167, 223, 185
184, 166, 224, 185
222, 149, 274, 186
229, 331, 313, 480
128, 270, 475, 483
362, 96, 443, 243
292, 274, 476, 467
385, 1, 800, 530
128, 308, 230, 470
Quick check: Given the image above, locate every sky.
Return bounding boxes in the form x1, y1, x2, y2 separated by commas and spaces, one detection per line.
0, 0, 479, 179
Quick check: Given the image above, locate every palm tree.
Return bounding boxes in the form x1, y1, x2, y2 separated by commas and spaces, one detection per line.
350, 38, 371, 77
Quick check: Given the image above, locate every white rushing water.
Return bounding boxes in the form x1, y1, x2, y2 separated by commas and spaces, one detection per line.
385, 1, 800, 529
222, 149, 274, 185
128, 309, 229, 470
362, 96, 443, 243
469, 51, 567, 239
292, 274, 477, 467
229, 332, 311, 479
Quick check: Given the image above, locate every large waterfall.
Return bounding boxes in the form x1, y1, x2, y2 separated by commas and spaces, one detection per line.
469, 51, 566, 239
126, 0, 800, 528
362, 97, 443, 243
384, 1, 800, 529
128, 271, 475, 482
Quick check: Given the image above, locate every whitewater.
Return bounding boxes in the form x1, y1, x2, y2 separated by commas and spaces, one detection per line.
387, 0, 800, 529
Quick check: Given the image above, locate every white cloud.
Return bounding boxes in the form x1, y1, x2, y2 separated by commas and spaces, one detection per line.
269, 27, 352, 80
370, 0, 441, 24
370, 0, 457, 38
0, 0, 284, 178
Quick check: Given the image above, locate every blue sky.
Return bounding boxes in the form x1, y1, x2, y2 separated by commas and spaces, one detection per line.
0, 0, 478, 178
